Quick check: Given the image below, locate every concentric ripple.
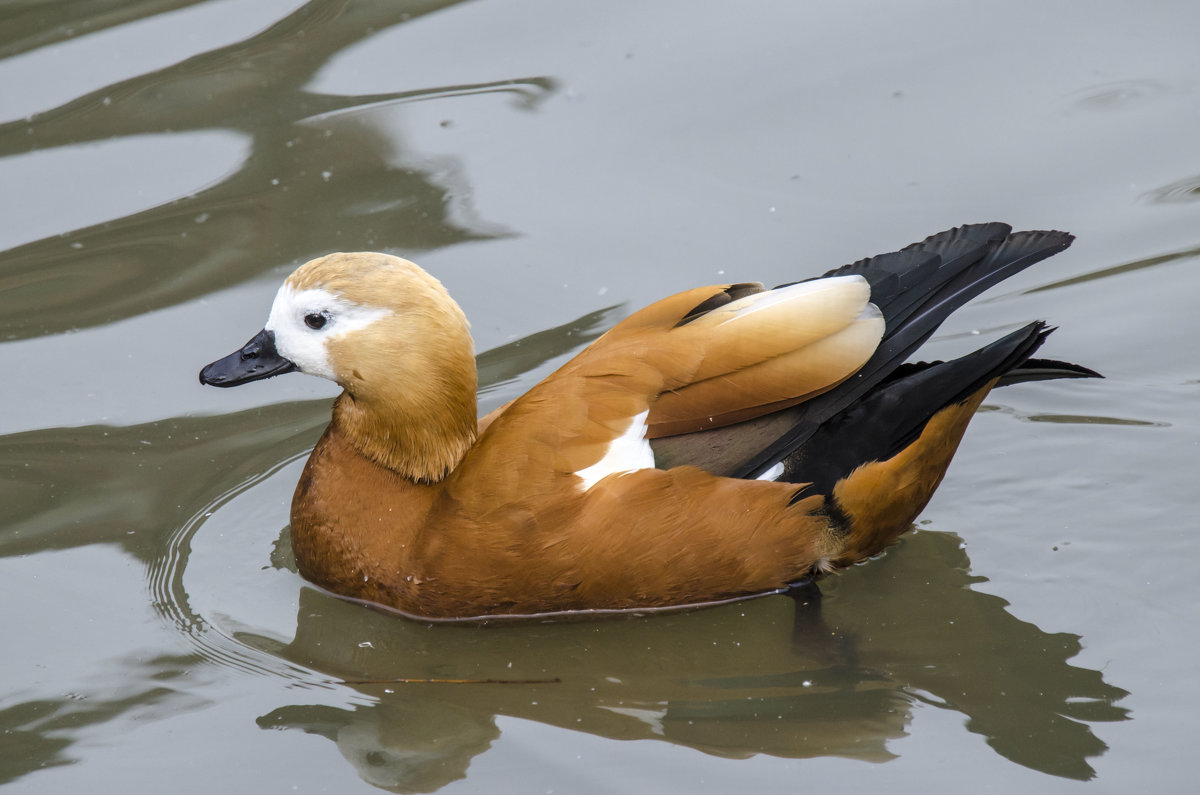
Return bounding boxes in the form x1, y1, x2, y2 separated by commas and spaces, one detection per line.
148, 450, 328, 686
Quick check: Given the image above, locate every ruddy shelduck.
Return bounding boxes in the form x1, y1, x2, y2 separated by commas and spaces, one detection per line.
201, 223, 1097, 619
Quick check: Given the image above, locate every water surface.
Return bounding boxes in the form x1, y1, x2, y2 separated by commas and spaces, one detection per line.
2, 1, 1197, 792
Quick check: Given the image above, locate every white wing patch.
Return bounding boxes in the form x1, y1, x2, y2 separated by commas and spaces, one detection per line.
756, 461, 785, 481
574, 410, 656, 490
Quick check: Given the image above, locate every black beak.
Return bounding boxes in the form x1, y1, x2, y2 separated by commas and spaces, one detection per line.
199, 329, 296, 387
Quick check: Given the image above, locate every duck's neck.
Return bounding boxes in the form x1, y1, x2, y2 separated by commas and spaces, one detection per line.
331, 377, 477, 484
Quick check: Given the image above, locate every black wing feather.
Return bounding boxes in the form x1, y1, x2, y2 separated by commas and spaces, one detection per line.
648, 224, 1082, 480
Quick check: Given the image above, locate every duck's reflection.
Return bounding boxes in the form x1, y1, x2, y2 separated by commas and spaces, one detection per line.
249, 529, 1127, 791
259, 700, 497, 793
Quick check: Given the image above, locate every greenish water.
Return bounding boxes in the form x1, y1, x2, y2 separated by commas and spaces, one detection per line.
2, 1, 1198, 792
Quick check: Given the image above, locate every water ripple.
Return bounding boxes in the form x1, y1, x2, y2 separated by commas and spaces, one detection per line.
1064, 78, 1169, 112
147, 449, 325, 686
1142, 174, 1200, 204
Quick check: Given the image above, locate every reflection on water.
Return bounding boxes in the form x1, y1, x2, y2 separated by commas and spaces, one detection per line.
0, 651, 208, 786
236, 528, 1126, 790
1028, 243, 1200, 294
977, 403, 1167, 428
0, 0, 556, 341
0, 401, 326, 560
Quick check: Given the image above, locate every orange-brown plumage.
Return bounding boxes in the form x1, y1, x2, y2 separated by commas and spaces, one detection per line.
200, 223, 1098, 619
292, 424, 837, 617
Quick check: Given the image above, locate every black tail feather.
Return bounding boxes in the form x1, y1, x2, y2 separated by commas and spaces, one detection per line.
649, 225, 1085, 481
996, 357, 1102, 386
778, 322, 1049, 496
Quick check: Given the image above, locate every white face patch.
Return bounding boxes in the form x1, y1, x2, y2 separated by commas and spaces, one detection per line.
265, 284, 391, 382
574, 409, 656, 490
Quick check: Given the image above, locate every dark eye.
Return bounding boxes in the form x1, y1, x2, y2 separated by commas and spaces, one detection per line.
304, 313, 327, 330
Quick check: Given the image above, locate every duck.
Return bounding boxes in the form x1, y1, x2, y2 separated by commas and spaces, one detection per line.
200, 223, 1098, 620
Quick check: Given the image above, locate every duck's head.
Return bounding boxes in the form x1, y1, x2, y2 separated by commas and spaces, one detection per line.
200, 252, 477, 482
